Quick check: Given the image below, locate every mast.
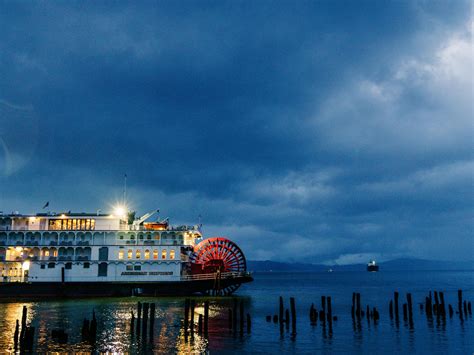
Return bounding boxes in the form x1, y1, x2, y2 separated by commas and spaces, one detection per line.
123, 173, 127, 205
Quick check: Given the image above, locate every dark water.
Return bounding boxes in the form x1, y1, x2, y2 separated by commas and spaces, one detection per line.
0, 270, 473, 354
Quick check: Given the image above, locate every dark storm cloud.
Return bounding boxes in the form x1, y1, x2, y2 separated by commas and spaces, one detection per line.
0, 1, 472, 263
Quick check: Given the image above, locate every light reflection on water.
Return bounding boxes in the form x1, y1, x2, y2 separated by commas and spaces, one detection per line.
0, 271, 473, 353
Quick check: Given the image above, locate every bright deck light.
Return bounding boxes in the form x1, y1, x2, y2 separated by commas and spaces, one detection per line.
22, 261, 30, 271
113, 205, 127, 218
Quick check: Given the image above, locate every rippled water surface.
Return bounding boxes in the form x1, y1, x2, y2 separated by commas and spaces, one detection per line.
0, 270, 473, 353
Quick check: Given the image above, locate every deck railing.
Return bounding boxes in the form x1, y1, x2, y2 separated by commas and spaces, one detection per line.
181, 271, 251, 281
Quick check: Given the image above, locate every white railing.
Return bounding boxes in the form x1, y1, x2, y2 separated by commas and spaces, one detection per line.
181, 271, 251, 281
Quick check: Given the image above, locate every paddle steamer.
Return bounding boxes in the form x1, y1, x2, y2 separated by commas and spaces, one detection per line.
0, 207, 252, 297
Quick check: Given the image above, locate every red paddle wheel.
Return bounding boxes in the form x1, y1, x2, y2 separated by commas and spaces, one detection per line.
190, 237, 247, 295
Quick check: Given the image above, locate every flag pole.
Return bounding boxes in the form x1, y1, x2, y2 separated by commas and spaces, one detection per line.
123, 174, 127, 205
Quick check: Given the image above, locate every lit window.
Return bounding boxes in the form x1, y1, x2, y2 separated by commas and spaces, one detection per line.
153, 250, 158, 259
127, 249, 133, 259
161, 249, 167, 260
136, 250, 141, 259
118, 250, 124, 260
44, 250, 50, 257
170, 250, 175, 260
144, 249, 150, 259
126, 264, 133, 271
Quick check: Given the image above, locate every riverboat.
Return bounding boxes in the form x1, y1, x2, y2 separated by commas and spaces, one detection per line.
0, 207, 252, 297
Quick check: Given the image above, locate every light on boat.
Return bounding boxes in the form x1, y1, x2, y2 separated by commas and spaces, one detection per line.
22, 261, 30, 271
113, 205, 127, 218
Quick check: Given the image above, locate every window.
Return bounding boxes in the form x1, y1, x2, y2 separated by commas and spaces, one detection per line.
44, 250, 50, 257
99, 247, 109, 261
40, 264, 45, 269
126, 264, 133, 271
48, 263, 55, 269
127, 249, 133, 259
134, 265, 141, 271
136, 250, 141, 259
161, 249, 167, 260
144, 249, 150, 259
119, 235, 124, 240
153, 250, 158, 259
170, 250, 175, 260
65, 262, 72, 270
118, 250, 124, 260
84, 262, 90, 269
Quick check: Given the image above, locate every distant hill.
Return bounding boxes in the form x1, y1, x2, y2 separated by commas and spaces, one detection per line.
247, 258, 474, 272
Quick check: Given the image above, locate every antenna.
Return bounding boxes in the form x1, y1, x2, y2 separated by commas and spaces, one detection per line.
123, 174, 127, 204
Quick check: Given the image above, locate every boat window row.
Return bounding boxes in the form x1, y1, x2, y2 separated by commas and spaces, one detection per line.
118, 248, 175, 260
1, 266, 22, 277
48, 219, 96, 231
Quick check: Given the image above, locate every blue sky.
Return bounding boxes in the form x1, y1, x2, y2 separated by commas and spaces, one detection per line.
0, 1, 472, 263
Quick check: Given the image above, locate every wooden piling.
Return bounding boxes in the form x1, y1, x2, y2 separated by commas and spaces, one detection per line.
190, 300, 195, 338
204, 301, 209, 337
137, 302, 142, 336
184, 299, 189, 339
394, 292, 399, 321
285, 309, 290, 330
463, 301, 468, 316
407, 293, 413, 321
448, 304, 454, 317
130, 312, 135, 335
89, 311, 97, 343
82, 318, 90, 341
198, 314, 203, 334
468, 301, 472, 315
351, 293, 355, 318
279, 296, 284, 334
389, 300, 393, 319
426, 296, 432, 317
321, 296, 326, 323
439, 292, 446, 317
458, 290, 463, 319
373, 307, 379, 321
149, 303, 156, 339
25, 326, 34, 351
14, 319, 19, 350
142, 302, 149, 339
327, 297, 332, 322
21, 306, 27, 329
434, 291, 439, 316
356, 293, 361, 319
290, 297, 296, 335
247, 313, 251, 333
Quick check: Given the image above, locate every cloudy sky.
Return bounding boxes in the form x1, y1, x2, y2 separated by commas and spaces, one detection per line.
0, 1, 472, 264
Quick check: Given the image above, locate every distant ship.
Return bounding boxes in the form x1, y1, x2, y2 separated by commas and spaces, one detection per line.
0, 206, 252, 298
367, 260, 379, 272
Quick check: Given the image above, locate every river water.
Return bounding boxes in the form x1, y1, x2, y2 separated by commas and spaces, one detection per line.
0, 270, 472, 353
